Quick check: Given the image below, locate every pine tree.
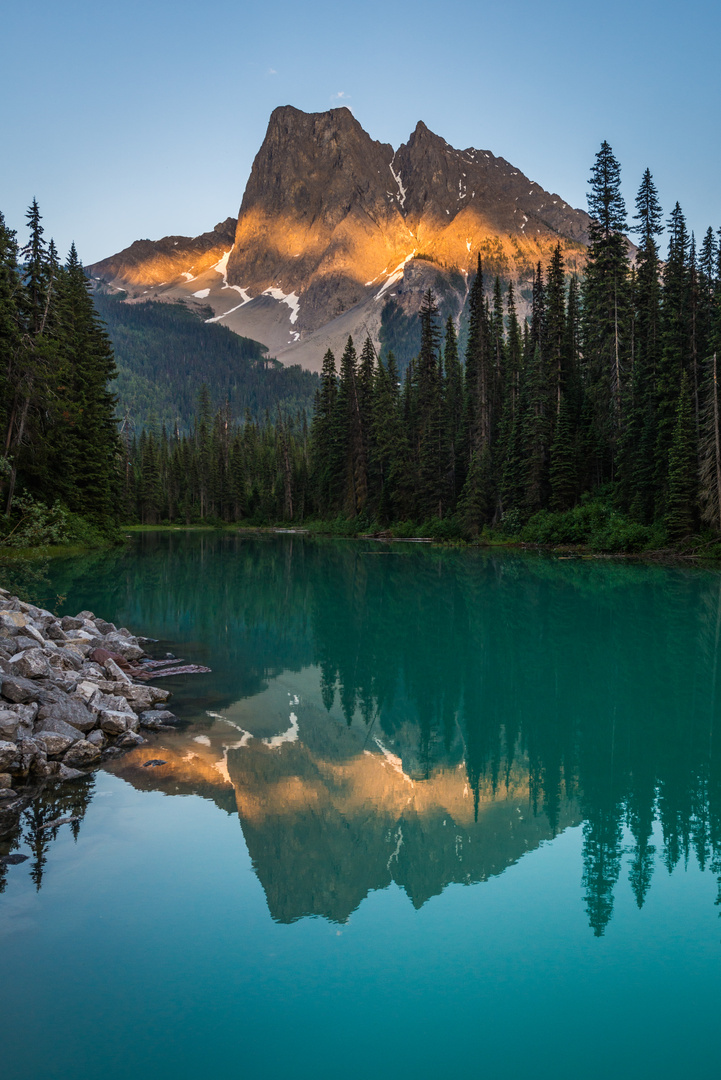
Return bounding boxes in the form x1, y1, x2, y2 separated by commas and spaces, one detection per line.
666, 371, 697, 540
582, 141, 631, 475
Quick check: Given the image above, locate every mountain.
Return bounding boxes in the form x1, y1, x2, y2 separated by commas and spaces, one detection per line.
90, 106, 591, 372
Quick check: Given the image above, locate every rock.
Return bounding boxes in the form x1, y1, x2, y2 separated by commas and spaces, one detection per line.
116, 731, 145, 748
121, 685, 155, 710
34, 716, 84, 744
143, 758, 166, 767
37, 696, 95, 733
57, 763, 85, 781
74, 680, 101, 705
76, 610, 95, 621
93, 691, 135, 717
8, 701, 39, 729
0, 740, 20, 771
0, 853, 28, 865
85, 729, 106, 748
45, 622, 66, 641
62, 740, 101, 768
51, 648, 83, 671
0, 675, 43, 703
139, 709, 178, 730
99, 711, 130, 735
0, 710, 19, 740
35, 731, 76, 757
15, 635, 42, 652
0, 772, 13, 787
94, 619, 116, 635
8, 648, 51, 680
105, 635, 144, 661
0, 611, 27, 636
23, 623, 47, 647
104, 658, 132, 685
0, 788, 17, 798
61, 616, 84, 631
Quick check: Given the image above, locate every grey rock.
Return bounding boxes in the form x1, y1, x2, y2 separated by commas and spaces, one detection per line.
51, 648, 83, 671
0, 675, 43, 703
9, 701, 39, 729
57, 763, 85, 781
116, 731, 145, 748
45, 622, 66, 641
33, 716, 83, 744
0, 772, 13, 788
23, 623, 47, 647
139, 709, 178, 730
8, 648, 51, 679
62, 740, 101, 768
93, 691, 135, 717
0, 611, 26, 636
0, 741, 19, 771
76, 610, 95, 621
104, 657, 131, 684
0, 788, 17, 798
94, 619, 116, 635
0, 852, 28, 864
37, 696, 95, 733
0, 710, 19, 740
85, 729, 106, 748
61, 616, 84, 631
99, 711, 129, 735
35, 731, 76, 757
105, 636, 144, 661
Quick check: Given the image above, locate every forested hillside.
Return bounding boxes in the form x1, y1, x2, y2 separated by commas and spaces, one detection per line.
93, 291, 319, 431
124, 143, 721, 551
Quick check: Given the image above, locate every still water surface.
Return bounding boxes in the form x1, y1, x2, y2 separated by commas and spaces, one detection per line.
2, 533, 721, 1078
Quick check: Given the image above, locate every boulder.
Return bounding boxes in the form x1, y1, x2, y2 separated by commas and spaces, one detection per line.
116, 731, 145, 748
35, 731, 76, 757
0, 772, 13, 788
62, 740, 101, 768
99, 711, 130, 735
57, 763, 85, 781
61, 616, 84, 631
0, 611, 26, 636
0, 741, 19, 771
51, 648, 83, 671
33, 715, 83, 744
37, 696, 95, 733
8, 701, 39, 728
45, 622, 66, 641
105, 633, 144, 661
0, 710, 19, 740
104, 658, 132, 685
8, 649, 51, 680
0, 674, 43, 703
85, 729, 106, 748
94, 619, 116, 635
74, 680, 101, 705
23, 624, 47, 647
139, 710, 178, 730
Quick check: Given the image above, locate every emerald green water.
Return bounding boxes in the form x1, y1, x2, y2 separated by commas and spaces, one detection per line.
2, 534, 721, 1079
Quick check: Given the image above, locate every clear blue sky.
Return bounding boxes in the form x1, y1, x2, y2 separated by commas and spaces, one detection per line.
2, 0, 719, 264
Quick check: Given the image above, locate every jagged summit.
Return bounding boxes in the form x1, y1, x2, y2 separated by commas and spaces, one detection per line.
89, 106, 590, 372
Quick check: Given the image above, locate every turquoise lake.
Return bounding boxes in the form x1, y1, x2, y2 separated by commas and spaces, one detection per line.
2, 532, 721, 1079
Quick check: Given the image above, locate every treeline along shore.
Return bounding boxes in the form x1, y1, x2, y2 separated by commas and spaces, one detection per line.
3, 140, 721, 553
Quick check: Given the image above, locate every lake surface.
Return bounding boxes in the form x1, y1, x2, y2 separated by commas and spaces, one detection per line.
2, 533, 721, 1079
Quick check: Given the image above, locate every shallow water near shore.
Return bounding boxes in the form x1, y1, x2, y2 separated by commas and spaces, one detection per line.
2, 532, 721, 1079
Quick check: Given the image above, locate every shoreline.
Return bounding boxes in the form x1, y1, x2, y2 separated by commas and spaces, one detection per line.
0, 589, 181, 811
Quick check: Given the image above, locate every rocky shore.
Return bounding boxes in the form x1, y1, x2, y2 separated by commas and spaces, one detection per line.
0, 588, 178, 800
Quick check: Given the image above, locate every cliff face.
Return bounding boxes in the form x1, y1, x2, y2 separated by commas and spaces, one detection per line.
89, 106, 591, 370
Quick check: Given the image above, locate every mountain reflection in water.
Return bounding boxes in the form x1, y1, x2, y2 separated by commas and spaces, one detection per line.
5, 532, 721, 938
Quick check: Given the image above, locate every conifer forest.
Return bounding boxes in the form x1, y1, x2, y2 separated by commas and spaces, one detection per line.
3, 143, 721, 551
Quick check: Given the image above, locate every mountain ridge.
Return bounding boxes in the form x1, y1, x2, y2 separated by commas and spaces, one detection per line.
89, 105, 591, 372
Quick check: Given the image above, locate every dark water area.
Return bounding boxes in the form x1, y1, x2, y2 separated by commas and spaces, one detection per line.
2, 533, 721, 1079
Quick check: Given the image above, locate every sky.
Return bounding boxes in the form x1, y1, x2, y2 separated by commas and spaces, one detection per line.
2, 0, 720, 265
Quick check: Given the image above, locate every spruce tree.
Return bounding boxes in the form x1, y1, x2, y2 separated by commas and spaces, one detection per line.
582, 141, 631, 476
666, 371, 697, 540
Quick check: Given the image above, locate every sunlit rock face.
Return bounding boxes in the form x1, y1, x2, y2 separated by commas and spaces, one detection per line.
89, 218, 237, 292
88, 106, 591, 369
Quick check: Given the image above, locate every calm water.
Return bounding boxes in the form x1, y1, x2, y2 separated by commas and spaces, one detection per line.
2, 533, 721, 1079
